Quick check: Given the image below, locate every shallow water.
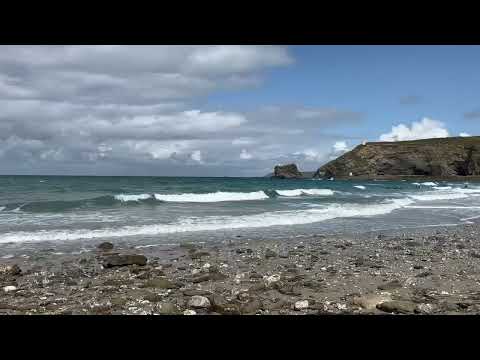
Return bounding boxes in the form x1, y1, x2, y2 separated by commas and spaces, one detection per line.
0, 175, 479, 246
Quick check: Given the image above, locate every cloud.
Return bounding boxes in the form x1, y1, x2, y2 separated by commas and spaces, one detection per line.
399, 95, 423, 105
190, 150, 202, 163
464, 110, 480, 120
460, 132, 471, 137
239, 149, 253, 160
0, 45, 368, 176
379, 117, 449, 142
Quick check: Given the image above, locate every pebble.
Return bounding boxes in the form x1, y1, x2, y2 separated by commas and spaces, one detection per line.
3, 286, 17, 292
187, 295, 211, 309
183, 310, 197, 315
294, 300, 309, 311
264, 274, 281, 286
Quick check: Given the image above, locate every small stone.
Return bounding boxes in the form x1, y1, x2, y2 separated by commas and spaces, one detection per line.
413, 265, 424, 270
240, 299, 263, 314
157, 302, 179, 315
264, 274, 281, 286
183, 310, 197, 315
97, 242, 114, 251
352, 294, 392, 310
102, 254, 147, 268
0, 264, 21, 276
3, 285, 17, 292
416, 271, 433, 278
377, 280, 403, 291
265, 248, 278, 259
376, 300, 417, 314
236, 248, 253, 254
469, 251, 480, 259
294, 300, 309, 311
188, 295, 211, 309
190, 251, 210, 260
142, 278, 179, 289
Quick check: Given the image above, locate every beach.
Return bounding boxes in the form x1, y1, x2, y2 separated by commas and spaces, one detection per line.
2, 221, 480, 315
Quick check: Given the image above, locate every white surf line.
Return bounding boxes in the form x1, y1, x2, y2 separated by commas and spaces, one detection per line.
460, 214, 480, 222
405, 206, 480, 209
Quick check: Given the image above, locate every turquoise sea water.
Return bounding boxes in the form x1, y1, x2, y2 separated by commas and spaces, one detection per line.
1, 175, 480, 245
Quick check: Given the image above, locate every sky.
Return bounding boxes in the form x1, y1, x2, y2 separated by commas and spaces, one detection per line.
0, 45, 479, 176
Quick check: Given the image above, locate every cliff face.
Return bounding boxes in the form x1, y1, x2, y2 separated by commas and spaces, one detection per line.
273, 164, 304, 179
315, 137, 480, 178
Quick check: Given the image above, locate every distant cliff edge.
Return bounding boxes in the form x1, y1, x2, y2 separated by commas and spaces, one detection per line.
314, 136, 480, 179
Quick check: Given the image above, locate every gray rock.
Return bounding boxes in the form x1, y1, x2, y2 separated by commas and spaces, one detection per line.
0, 264, 21, 276
188, 295, 211, 309
377, 279, 403, 290
157, 302, 179, 315
376, 300, 417, 314
97, 242, 114, 251
102, 254, 147, 268
142, 278, 180, 289
240, 299, 263, 314
265, 248, 278, 259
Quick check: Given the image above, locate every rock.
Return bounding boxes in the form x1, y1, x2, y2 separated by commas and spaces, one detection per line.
0, 264, 21, 276
183, 289, 211, 296
191, 272, 227, 283
183, 310, 197, 315
406, 241, 422, 247
97, 242, 114, 251
187, 295, 211, 309
273, 163, 304, 179
294, 300, 309, 311
102, 254, 147, 268
142, 278, 179, 289
416, 303, 434, 314
469, 251, 480, 259
240, 299, 263, 314
3, 285, 17, 292
190, 251, 210, 260
376, 300, 417, 314
377, 280, 403, 290
352, 293, 392, 310
209, 295, 240, 315
265, 248, 278, 259
416, 271, 433, 278
264, 274, 281, 286
413, 265, 424, 270
157, 302, 179, 315
236, 248, 253, 254
248, 282, 266, 292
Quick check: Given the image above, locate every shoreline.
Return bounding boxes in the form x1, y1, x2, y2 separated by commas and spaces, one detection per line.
2, 222, 480, 315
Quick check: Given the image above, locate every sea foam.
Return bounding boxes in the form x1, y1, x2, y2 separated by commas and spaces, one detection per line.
0, 198, 413, 243
275, 189, 334, 197
153, 191, 269, 203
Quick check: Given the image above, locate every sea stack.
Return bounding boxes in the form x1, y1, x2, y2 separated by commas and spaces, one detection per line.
272, 163, 304, 179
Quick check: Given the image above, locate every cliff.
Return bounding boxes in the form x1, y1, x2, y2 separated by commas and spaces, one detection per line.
315, 136, 480, 179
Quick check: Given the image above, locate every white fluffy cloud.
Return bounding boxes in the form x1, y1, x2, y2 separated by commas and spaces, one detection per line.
239, 149, 253, 160
379, 117, 449, 142
460, 132, 471, 137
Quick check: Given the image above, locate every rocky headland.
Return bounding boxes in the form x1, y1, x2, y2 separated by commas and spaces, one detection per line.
315, 136, 480, 179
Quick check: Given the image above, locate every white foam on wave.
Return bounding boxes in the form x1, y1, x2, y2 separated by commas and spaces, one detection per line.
421, 182, 438, 186
409, 193, 469, 201
114, 194, 152, 202
276, 189, 334, 197
0, 198, 413, 243
0, 206, 5, 212
354, 185, 366, 190
154, 191, 269, 203
433, 186, 452, 190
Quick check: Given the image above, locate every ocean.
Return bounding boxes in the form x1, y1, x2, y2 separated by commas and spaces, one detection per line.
1, 175, 480, 247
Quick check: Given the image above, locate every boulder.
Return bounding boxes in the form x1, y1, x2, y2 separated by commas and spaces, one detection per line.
352, 293, 392, 310
294, 300, 309, 311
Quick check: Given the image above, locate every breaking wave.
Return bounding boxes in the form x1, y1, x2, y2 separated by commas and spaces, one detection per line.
0, 198, 414, 243
275, 189, 334, 197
